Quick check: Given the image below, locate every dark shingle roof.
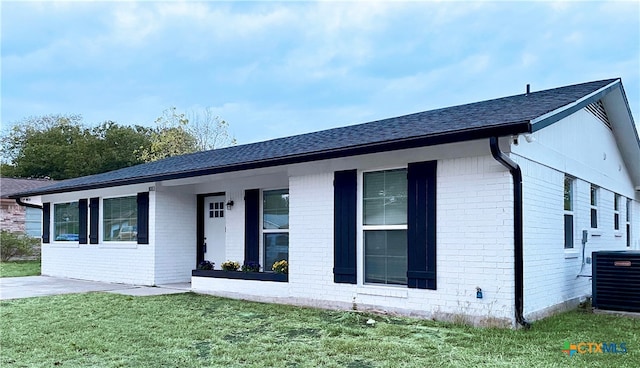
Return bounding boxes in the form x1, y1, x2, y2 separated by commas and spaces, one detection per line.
11, 78, 619, 197
1, 178, 56, 198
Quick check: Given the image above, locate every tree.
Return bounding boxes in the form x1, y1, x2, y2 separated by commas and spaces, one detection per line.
91, 121, 153, 172
187, 107, 236, 151
0, 163, 17, 177
140, 107, 236, 162
1, 107, 236, 177
140, 107, 198, 162
1, 115, 152, 180
1, 114, 83, 168
1, 114, 95, 179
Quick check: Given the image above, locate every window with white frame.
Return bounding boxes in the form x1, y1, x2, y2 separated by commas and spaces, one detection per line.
590, 184, 599, 229
564, 176, 574, 249
614, 194, 621, 231
103, 196, 137, 241
627, 198, 632, 247
263, 189, 289, 270
363, 168, 408, 285
53, 202, 79, 241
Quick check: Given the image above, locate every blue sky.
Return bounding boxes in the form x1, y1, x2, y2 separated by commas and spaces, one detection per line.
2, 1, 639, 144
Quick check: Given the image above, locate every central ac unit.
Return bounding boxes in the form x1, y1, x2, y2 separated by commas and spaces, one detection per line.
592, 251, 640, 313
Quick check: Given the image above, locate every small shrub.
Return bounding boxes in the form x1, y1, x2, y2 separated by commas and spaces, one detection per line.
197, 260, 214, 270
242, 261, 260, 272
221, 260, 240, 271
272, 260, 288, 274
0, 230, 38, 262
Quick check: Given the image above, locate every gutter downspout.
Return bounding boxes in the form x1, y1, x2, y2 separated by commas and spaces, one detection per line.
15, 198, 43, 209
489, 137, 531, 329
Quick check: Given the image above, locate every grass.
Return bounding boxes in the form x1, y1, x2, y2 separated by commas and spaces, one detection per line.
1, 292, 638, 368
0, 260, 40, 277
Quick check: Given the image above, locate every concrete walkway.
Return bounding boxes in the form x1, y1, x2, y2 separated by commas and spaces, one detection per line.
0, 276, 191, 300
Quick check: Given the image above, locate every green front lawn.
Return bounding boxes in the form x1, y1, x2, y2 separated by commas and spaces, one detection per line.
1, 292, 638, 367
0, 260, 40, 277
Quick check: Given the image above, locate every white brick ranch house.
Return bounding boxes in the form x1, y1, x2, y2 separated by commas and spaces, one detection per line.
12, 78, 640, 327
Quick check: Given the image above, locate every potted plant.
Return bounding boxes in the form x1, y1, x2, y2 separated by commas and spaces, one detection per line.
192, 259, 287, 282
272, 260, 288, 274
197, 260, 214, 270
220, 260, 241, 271
242, 261, 261, 272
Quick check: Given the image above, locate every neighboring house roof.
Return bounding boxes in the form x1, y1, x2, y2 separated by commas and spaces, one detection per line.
10, 78, 640, 198
1, 177, 56, 199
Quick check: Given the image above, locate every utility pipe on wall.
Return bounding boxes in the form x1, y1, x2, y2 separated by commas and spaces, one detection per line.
489, 136, 531, 329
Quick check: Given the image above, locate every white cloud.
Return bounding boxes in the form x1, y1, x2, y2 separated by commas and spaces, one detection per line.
112, 3, 159, 46
1, 0, 638, 136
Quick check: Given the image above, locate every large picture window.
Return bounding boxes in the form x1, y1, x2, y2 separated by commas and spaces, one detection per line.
263, 189, 289, 270
103, 196, 137, 241
363, 169, 407, 285
54, 202, 79, 241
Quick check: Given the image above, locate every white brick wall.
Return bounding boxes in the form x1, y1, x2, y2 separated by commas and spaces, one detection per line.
154, 189, 197, 284
41, 243, 156, 284
518, 156, 633, 319
435, 155, 515, 322
194, 153, 517, 325
41, 184, 157, 285
510, 107, 639, 320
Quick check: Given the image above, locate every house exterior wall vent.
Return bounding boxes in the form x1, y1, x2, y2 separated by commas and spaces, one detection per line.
585, 100, 612, 130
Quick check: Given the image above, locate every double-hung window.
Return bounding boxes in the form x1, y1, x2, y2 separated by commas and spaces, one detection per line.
363, 169, 408, 285
103, 196, 137, 241
564, 176, 574, 249
614, 194, 621, 231
53, 202, 79, 241
590, 184, 599, 229
263, 189, 289, 270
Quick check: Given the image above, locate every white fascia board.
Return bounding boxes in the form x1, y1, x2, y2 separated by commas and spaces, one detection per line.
530, 80, 621, 131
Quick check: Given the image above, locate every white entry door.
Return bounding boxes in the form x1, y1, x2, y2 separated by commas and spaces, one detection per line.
204, 195, 226, 268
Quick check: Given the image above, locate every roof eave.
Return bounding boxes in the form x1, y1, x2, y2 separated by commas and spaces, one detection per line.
530, 79, 621, 132
9, 122, 531, 198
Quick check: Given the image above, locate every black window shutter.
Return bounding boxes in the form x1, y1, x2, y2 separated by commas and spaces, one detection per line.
89, 197, 99, 244
42, 202, 50, 243
244, 189, 260, 264
407, 161, 437, 290
78, 199, 88, 244
333, 170, 357, 284
137, 192, 149, 244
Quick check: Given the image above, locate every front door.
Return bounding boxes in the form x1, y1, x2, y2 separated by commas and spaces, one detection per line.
204, 195, 226, 268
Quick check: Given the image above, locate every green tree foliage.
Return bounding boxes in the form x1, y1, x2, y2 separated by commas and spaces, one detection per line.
2, 114, 89, 179
1, 114, 152, 180
0, 163, 17, 177
1, 107, 236, 178
139, 107, 236, 162
140, 107, 198, 162
91, 121, 153, 172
